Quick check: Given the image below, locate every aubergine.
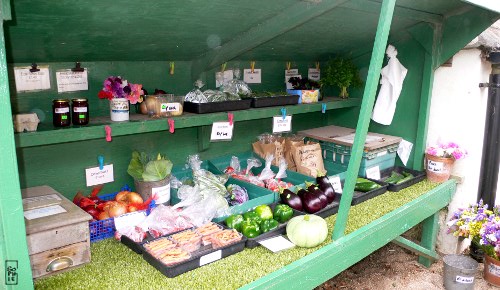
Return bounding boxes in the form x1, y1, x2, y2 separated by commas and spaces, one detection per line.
280, 188, 303, 211
306, 182, 328, 209
296, 187, 308, 199
316, 174, 336, 204
301, 191, 323, 213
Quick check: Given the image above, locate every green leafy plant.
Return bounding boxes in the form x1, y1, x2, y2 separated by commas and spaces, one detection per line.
321, 56, 363, 98
127, 151, 173, 182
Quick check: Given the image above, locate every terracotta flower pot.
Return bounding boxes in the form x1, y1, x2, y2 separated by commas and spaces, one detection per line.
484, 254, 500, 286
425, 153, 455, 183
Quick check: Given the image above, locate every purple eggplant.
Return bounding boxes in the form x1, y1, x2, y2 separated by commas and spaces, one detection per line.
316, 173, 336, 204
296, 187, 308, 199
301, 190, 323, 213
280, 188, 303, 211
306, 182, 328, 209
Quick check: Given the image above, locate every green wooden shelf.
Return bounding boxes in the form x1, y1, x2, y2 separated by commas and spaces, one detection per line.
14, 97, 360, 148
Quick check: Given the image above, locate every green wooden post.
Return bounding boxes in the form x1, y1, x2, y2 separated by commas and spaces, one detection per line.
0, 10, 34, 290
418, 212, 440, 267
332, 0, 397, 240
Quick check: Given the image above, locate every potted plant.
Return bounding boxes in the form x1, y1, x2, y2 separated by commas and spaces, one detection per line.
98, 76, 144, 121
425, 141, 467, 183
321, 56, 363, 99
127, 151, 173, 204
286, 77, 321, 104
479, 215, 500, 286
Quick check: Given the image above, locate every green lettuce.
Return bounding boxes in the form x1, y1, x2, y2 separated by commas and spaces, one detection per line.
127, 151, 173, 181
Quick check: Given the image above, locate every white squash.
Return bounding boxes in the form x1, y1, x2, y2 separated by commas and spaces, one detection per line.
286, 214, 328, 248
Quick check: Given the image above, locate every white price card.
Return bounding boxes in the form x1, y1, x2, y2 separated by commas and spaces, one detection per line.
114, 211, 147, 232
308, 68, 321, 81
210, 121, 234, 141
328, 175, 343, 193
24, 205, 66, 220
85, 164, 114, 187
243, 69, 261, 83
14, 66, 51, 92
152, 183, 170, 204
56, 69, 89, 93
455, 275, 474, 284
200, 250, 222, 266
258, 235, 295, 253
365, 165, 381, 180
427, 160, 444, 173
273, 116, 292, 133
161, 103, 180, 112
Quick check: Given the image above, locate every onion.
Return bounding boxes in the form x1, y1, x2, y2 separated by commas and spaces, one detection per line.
98, 211, 110, 220
100, 201, 128, 218
115, 191, 143, 204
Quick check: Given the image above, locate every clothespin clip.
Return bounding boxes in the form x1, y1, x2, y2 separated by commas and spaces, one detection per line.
228, 113, 234, 126
168, 118, 175, 133
250, 61, 256, 73
72, 62, 85, 72
281, 107, 287, 120
105, 125, 112, 142
322, 103, 327, 113
169, 62, 175, 75
98, 155, 104, 170
286, 62, 291, 71
30, 63, 40, 73
221, 62, 227, 72
316, 62, 320, 70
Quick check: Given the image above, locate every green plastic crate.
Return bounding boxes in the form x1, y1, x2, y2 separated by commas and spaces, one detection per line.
323, 154, 396, 178
170, 162, 275, 222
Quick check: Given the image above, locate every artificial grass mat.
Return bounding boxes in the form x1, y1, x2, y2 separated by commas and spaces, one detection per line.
35, 180, 440, 290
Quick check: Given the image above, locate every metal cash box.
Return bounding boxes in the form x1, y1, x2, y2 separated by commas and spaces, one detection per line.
21, 185, 92, 278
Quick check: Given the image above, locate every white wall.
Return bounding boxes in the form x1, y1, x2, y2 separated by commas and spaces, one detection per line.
429, 49, 492, 254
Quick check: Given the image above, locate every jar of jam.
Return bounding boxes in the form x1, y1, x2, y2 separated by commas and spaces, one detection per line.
52, 99, 71, 127
72, 98, 89, 125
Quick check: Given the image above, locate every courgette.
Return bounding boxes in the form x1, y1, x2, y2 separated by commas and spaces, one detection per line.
355, 178, 381, 192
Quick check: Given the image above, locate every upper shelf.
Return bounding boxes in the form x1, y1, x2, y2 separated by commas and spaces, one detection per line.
14, 97, 361, 148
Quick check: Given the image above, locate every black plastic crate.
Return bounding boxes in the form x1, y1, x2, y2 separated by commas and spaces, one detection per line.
378, 166, 426, 192
121, 227, 194, 254
183, 99, 252, 114
142, 233, 246, 278
247, 95, 299, 108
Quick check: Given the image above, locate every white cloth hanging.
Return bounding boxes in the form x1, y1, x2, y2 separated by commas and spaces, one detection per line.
372, 45, 408, 125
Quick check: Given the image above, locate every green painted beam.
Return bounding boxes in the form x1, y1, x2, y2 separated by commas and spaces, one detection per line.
191, 0, 349, 79
418, 212, 441, 267
15, 97, 360, 148
332, 0, 396, 240
242, 180, 456, 289
0, 0, 11, 21
0, 22, 33, 289
342, 0, 444, 24
392, 236, 440, 261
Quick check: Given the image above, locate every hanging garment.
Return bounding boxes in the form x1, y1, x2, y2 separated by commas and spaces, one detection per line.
372, 45, 408, 125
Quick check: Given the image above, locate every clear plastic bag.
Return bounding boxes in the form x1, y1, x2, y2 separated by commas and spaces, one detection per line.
230, 156, 241, 173
246, 158, 262, 175
185, 80, 208, 103
223, 69, 252, 98
138, 205, 194, 238
259, 154, 276, 181
275, 158, 288, 179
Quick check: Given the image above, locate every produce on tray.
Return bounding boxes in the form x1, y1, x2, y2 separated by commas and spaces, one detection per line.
184, 71, 251, 103
210, 229, 243, 249
354, 177, 382, 192
154, 247, 191, 266
316, 171, 336, 203
280, 188, 303, 211
144, 237, 176, 254
225, 203, 294, 238
195, 222, 223, 245
286, 214, 328, 248
171, 229, 202, 252
281, 176, 338, 214
384, 171, 414, 184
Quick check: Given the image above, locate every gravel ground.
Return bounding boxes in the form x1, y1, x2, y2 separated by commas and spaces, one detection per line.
317, 243, 498, 290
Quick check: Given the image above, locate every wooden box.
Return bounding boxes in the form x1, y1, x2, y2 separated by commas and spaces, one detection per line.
21, 185, 92, 279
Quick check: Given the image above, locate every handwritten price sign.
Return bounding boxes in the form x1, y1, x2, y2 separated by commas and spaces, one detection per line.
210, 122, 234, 141
273, 116, 292, 133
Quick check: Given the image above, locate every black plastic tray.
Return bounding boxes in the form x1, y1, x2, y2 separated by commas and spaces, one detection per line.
336, 178, 388, 205
379, 166, 426, 192
183, 99, 252, 114
121, 226, 196, 254
142, 234, 246, 278
247, 95, 299, 108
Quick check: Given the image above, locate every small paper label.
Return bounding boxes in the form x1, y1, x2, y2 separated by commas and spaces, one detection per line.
56, 69, 89, 93
273, 116, 292, 133
365, 166, 381, 180
455, 275, 474, 284
397, 139, 413, 166
489, 263, 500, 277
55, 107, 70, 114
14, 66, 51, 92
210, 121, 234, 141
152, 184, 170, 204
200, 250, 222, 266
258, 235, 295, 253
308, 68, 320, 81
328, 176, 343, 193
427, 160, 444, 173
24, 205, 66, 220
74, 107, 88, 113
243, 69, 261, 83
114, 211, 147, 232
161, 103, 180, 113
23, 194, 61, 206
85, 164, 114, 187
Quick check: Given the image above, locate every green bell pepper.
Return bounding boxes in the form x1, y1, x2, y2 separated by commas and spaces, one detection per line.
243, 211, 263, 225
225, 214, 244, 231
254, 204, 273, 220
273, 204, 293, 223
260, 219, 279, 233
240, 218, 261, 238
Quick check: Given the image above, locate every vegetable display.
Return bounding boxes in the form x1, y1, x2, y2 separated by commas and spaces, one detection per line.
384, 171, 414, 184
286, 177, 338, 214
273, 204, 294, 223
280, 188, 303, 211
127, 151, 173, 182
286, 214, 328, 248
316, 172, 336, 203
354, 178, 381, 192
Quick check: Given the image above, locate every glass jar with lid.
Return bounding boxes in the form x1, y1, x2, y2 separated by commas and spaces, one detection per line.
52, 99, 71, 127
71, 98, 89, 125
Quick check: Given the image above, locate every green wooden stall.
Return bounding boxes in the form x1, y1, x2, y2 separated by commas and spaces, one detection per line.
0, 0, 499, 289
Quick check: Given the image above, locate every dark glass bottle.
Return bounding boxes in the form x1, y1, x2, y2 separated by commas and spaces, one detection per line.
52, 99, 71, 127
71, 98, 89, 125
